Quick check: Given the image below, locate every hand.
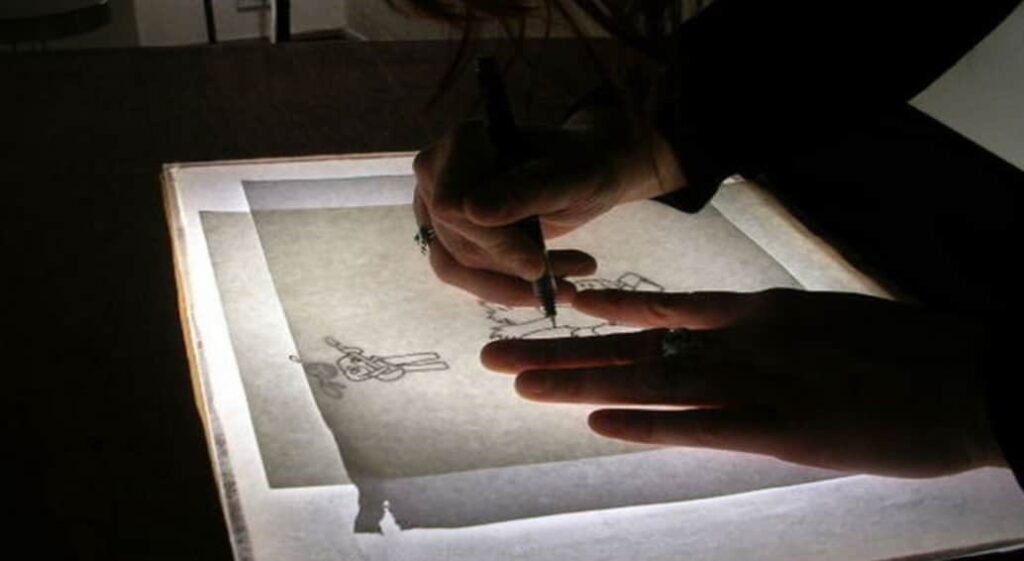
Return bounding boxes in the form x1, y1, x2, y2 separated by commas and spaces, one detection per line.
413, 107, 685, 305
481, 288, 1006, 477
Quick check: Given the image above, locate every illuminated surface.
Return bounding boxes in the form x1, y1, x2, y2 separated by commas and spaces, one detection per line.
165, 155, 1024, 560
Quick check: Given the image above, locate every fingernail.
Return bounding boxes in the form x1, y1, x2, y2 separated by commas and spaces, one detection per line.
517, 372, 552, 395
588, 410, 616, 434
589, 410, 651, 441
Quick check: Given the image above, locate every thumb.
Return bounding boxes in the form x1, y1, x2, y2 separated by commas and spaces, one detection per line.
464, 158, 593, 227
573, 290, 754, 329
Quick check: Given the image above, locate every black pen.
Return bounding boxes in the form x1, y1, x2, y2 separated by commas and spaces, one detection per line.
476, 56, 558, 325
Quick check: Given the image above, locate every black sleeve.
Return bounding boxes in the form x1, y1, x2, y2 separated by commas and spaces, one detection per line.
657, 0, 1022, 212
652, 0, 1024, 490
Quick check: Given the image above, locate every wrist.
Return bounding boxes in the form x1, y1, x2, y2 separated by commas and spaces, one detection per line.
615, 124, 687, 204
644, 127, 687, 199
564, 106, 687, 205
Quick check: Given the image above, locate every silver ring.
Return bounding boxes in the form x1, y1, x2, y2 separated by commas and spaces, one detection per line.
661, 328, 705, 358
414, 225, 436, 255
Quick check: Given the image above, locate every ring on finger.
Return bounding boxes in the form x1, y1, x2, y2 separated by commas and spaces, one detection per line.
661, 328, 707, 359
414, 225, 436, 255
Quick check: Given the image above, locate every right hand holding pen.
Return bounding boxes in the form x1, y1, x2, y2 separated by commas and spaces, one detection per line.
413, 108, 686, 305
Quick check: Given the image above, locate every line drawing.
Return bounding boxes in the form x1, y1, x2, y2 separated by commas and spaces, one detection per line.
481, 272, 664, 340
290, 358, 348, 399
291, 337, 450, 399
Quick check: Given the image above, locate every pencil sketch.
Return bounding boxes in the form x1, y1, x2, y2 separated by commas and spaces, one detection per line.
292, 336, 450, 399
482, 272, 664, 340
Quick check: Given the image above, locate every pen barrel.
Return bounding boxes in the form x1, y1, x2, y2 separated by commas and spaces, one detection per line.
476, 57, 529, 169
477, 56, 557, 318
522, 216, 559, 317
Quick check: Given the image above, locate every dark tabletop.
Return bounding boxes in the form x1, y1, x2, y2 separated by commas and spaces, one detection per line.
2, 39, 606, 560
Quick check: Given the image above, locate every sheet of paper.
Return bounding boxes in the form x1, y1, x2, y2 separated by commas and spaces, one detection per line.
202, 209, 350, 487
197, 170, 889, 495
216, 176, 859, 531
167, 156, 1024, 560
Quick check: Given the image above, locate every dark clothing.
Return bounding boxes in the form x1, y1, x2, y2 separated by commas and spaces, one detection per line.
648, 1, 1024, 488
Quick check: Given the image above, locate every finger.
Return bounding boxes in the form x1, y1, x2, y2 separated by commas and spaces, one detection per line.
437, 219, 548, 280
429, 240, 578, 306
413, 144, 438, 186
588, 408, 784, 457
515, 358, 739, 406
464, 157, 595, 227
426, 220, 581, 306
480, 329, 668, 373
573, 289, 757, 329
436, 215, 596, 281
547, 249, 597, 277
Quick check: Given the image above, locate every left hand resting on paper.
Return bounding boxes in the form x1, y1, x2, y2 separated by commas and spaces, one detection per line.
481, 288, 1007, 477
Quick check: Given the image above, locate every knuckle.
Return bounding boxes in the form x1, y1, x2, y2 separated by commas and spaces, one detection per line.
429, 253, 457, 284
412, 148, 435, 180
495, 242, 539, 275
457, 252, 488, 270
644, 296, 678, 325
449, 241, 489, 270
431, 201, 465, 225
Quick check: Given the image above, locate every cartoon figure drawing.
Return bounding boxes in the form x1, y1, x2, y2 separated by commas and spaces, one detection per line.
293, 359, 348, 399
482, 272, 664, 340
291, 336, 449, 399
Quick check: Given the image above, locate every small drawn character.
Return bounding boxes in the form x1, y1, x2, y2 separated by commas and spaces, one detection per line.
291, 337, 449, 399
572, 272, 664, 293
290, 357, 347, 399
482, 272, 664, 340
325, 336, 448, 382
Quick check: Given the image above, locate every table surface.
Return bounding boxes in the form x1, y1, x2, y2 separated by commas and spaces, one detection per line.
1, 38, 609, 560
